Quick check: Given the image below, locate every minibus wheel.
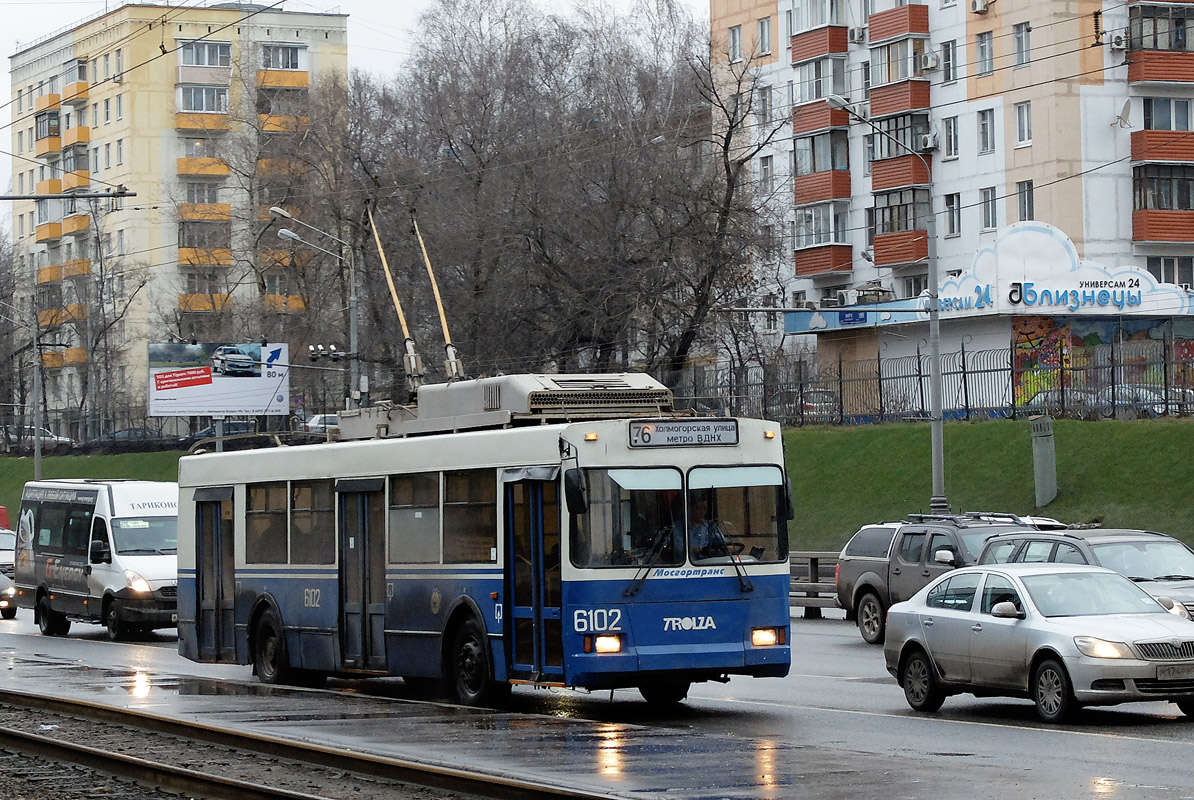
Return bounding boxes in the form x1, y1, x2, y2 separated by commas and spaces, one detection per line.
105, 600, 128, 641
36, 596, 70, 636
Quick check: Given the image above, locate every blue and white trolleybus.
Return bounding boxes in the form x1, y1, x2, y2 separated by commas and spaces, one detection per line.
177, 373, 792, 705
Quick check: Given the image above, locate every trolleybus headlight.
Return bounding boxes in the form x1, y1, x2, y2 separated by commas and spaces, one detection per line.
593, 634, 622, 654
751, 627, 781, 647
124, 570, 152, 594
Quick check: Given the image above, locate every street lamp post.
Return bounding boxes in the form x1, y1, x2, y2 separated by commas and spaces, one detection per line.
271, 208, 360, 407
827, 94, 947, 513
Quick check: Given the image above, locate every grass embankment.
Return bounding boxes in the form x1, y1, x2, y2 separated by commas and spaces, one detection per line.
786, 418, 1194, 550
0, 450, 184, 521
1, 419, 1186, 552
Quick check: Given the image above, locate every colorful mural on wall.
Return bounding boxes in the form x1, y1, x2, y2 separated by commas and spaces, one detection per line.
1012, 316, 1194, 404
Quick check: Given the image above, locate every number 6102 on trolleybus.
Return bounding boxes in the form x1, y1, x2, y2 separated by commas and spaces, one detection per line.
177, 373, 792, 706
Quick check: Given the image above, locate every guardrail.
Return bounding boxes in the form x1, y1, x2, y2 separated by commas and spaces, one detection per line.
790, 550, 839, 619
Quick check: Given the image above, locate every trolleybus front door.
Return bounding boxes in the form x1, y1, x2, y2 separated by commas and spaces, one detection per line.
337, 481, 387, 671
506, 480, 563, 682
196, 490, 234, 661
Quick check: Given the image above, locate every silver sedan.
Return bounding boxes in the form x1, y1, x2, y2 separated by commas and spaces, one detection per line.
884, 563, 1194, 722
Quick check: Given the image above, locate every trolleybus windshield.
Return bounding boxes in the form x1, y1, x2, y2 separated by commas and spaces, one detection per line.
111, 517, 179, 555
571, 468, 683, 568
687, 466, 787, 565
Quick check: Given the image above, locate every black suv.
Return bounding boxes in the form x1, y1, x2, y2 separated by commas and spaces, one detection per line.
977, 528, 1194, 615
836, 512, 1042, 644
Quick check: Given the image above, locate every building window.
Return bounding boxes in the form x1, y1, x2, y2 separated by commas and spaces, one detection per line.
1130, 5, 1194, 51
116, 94, 122, 119
758, 18, 772, 55
795, 129, 849, 174
870, 189, 931, 236
941, 40, 957, 82
1017, 180, 1034, 220
945, 193, 961, 236
1012, 103, 1031, 148
179, 221, 232, 249
1013, 22, 1031, 66
186, 182, 220, 203
978, 108, 996, 153
17, 173, 23, 193
182, 41, 231, 66
16, 131, 22, 153
17, 216, 23, 238
870, 38, 926, 87
869, 113, 929, 160
262, 44, 302, 70
943, 116, 959, 158
904, 274, 928, 298
976, 31, 994, 76
92, 146, 100, 172
35, 111, 60, 140
15, 89, 21, 112
796, 201, 849, 247
185, 270, 221, 294
116, 139, 123, 165
104, 98, 110, 124
756, 86, 772, 122
181, 85, 229, 113
981, 186, 998, 229
758, 154, 774, 192
1134, 164, 1194, 209
104, 143, 111, 169
115, 49, 122, 76
797, 57, 846, 103
729, 25, 743, 61
184, 138, 212, 158
62, 144, 88, 173
792, 0, 845, 32
1144, 97, 1191, 131
91, 103, 98, 127
1147, 256, 1194, 286
103, 53, 110, 79
116, 230, 125, 255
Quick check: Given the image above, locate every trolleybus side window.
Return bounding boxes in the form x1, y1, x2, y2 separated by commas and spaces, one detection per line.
570, 468, 683, 569
246, 481, 288, 564
443, 469, 497, 563
290, 480, 335, 564
688, 466, 787, 564
389, 472, 440, 563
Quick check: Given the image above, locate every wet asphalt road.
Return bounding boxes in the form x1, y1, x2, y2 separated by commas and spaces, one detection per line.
2, 611, 1193, 798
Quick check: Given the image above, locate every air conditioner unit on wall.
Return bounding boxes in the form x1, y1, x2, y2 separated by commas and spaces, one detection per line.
918, 52, 940, 72
919, 132, 939, 152
971, 0, 988, 13
1109, 33, 1128, 52
836, 289, 855, 307
820, 296, 842, 308
848, 27, 867, 44
112, 72, 122, 83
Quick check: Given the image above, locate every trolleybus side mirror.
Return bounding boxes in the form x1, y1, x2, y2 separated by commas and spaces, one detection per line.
784, 479, 796, 521
564, 469, 587, 515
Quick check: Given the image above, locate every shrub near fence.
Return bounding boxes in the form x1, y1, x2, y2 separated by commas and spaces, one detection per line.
674, 339, 1194, 426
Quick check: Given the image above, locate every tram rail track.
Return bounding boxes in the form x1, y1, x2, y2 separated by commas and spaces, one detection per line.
0, 689, 618, 800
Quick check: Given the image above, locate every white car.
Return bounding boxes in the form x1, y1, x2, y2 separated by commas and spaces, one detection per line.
211, 345, 259, 376
885, 563, 1194, 722
0, 528, 14, 579
305, 414, 339, 435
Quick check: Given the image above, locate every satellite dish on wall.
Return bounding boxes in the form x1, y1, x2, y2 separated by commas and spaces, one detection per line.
1112, 98, 1132, 128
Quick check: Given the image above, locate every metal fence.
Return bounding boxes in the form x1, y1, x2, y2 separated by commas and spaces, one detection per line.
673, 339, 1194, 426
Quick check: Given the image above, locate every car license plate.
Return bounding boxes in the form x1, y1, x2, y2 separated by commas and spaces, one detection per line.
1157, 663, 1194, 680
171, 613, 178, 623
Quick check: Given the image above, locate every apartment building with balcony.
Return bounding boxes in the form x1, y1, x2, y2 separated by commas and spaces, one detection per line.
10, 1, 346, 431
713, 0, 1194, 380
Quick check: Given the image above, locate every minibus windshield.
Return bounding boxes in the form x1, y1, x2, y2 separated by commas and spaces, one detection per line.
112, 517, 178, 555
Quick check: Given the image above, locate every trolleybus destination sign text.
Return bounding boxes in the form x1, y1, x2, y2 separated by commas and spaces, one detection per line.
628, 420, 739, 447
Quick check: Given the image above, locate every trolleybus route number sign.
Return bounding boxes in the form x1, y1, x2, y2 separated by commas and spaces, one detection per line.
628, 420, 739, 447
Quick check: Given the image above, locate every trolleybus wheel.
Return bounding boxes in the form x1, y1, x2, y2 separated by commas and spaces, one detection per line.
106, 600, 128, 641
638, 681, 691, 706
450, 617, 503, 707
1, 607, 15, 620
37, 595, 69, 636
253, 608, 292, 685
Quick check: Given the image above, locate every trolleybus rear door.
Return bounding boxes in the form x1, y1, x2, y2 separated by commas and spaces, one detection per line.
505, 478, 563, 682
337, 480, 387, 671
195, 488, 235, 661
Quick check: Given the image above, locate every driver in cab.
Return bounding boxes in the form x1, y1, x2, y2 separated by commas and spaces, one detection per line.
679, 492, 729, 561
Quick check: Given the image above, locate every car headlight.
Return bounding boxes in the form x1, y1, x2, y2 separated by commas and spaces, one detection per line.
1169, 602, 1192, 620
1074, 636, 1134, 659
124, 571, 152, 593
1, 587, 14, 598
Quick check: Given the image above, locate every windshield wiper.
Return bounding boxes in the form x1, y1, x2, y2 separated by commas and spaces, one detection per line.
120, 548, 164, 555
1127, 576, 1152, 582
1153, 574, 1194, 581
624, 528, 672, 597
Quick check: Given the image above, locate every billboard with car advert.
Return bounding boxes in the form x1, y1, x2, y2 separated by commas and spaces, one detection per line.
147, 342, 291, 416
